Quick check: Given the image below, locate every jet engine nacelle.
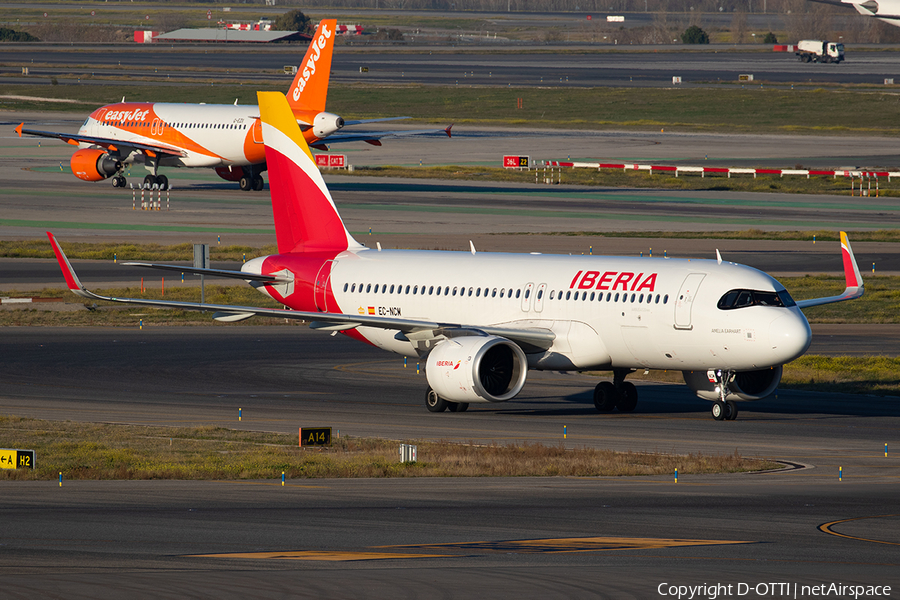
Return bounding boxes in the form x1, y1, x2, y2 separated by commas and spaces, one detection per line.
70, 148, 121, 182
682, 366, 783, 401
426, 335, 528, 403
312, 112, 344, 139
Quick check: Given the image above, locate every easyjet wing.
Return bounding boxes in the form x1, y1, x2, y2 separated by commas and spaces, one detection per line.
16, 124, 184, 157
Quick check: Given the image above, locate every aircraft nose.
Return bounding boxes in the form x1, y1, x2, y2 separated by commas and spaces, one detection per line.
769, 311, 812, 363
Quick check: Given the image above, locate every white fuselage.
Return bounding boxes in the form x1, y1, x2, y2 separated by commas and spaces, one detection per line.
80, 103, 265, 168
250, 248, 812, 373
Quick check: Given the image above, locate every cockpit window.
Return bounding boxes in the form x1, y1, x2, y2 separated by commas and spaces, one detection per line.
717, 288, 796, 310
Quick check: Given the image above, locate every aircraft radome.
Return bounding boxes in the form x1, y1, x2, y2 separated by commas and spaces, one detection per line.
16, 19, 451, 191
48, 92, 864, 421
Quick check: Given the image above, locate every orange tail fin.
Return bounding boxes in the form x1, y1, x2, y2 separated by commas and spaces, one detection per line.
286, 19, 336, 115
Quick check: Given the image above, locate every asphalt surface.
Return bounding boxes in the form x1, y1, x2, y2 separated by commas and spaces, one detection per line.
2, 45, 898, 88
1, 327, 899, 598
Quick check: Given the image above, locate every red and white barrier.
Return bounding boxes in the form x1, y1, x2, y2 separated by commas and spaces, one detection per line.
545, 160, 900, 181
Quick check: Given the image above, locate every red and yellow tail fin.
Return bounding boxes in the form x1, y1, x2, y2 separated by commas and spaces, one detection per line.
286, 19, 336, 115
258, 91, 361, 254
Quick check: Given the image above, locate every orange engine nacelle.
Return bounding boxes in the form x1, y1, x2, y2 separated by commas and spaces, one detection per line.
70, 148, 121, 182
215, 166, 244, 182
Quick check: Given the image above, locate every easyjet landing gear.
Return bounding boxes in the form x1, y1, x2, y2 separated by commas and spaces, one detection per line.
425, 387, 468, 413
710, 370, 739, 421
142, 174, 169, 190
593, 369, 638, 413
239, 174, 264, 192
111, 175, 127, 188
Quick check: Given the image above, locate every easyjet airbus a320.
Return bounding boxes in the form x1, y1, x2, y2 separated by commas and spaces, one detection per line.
48, 91, 865, 420
17, 19, 449, 192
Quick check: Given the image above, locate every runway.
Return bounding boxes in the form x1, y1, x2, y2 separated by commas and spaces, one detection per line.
1, 326, 899, 597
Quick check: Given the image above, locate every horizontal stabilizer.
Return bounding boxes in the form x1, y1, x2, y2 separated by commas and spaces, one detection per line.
120, 262, 292, 283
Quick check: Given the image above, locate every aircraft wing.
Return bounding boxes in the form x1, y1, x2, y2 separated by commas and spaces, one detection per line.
48, 232, 554, 350
15, 124, 184, 158
318, 125, 453, 148
796, 232, 865, 309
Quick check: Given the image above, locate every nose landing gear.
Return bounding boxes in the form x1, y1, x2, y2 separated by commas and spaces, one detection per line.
710, 369, 739, 421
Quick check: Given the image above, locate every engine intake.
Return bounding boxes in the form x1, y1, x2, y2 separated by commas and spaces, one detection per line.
312, 112, 344, 139
682, 366, 783, 401
70, 148, 121, 182
426, 336, 528, 403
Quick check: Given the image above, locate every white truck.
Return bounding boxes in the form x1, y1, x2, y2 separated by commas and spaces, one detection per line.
795, 40, 845, 63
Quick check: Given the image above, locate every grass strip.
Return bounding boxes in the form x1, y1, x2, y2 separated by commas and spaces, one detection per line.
342, 165, 900, 197
608, 355, 900, 397
6, 83, 900, 136
0, 415, 779, 481
2, 229, 899, 262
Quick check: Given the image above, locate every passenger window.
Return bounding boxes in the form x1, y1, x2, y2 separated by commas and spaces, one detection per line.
630, 293, 636, 302
525, 289, 530, 299
614, 293, 620, 302
366, 284, 371, 293
500, 289, 506, 298
405, 285, 410, 294
390, 284, 395, 293
515, 289, 520, 299
444, 286, 450, 295
476, 288, 481, 297
590, 292, 595, 301
565, 291, 571, 300
534, 289, 540, 300
664, 294, 669, 304
452, 287, 458, 296
429, 286, 434, 295
413, 286, 418, 294
550, 290, 555, 300
343, 283, 348, 292
468, 287, 474, 297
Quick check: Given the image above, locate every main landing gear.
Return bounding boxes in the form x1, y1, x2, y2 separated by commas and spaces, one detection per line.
593, 369, 638, 413
425, 387, 469, 413
709, 369, 739, 421
239, 174, 264, 192
141, 174, 169, 190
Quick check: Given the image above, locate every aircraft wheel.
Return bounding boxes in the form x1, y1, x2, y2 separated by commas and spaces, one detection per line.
239, 176, 252, 191
252, 175, 264, 191
111, 176, 124, 188
157, 175, 169, 190
725, 400, 739, 421
143, 174, 156, 189
425, 388, 448, 413
593, 381, 617, 412
616, 381, 638, 412
711, 400, 726, 421
448, 402, 469, 413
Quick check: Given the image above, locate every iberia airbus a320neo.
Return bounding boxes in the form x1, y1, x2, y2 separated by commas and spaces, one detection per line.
47, 91, 865, 421
17, 19, 450, 192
